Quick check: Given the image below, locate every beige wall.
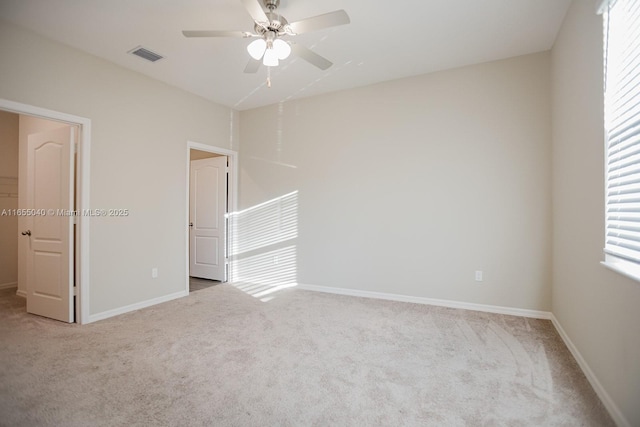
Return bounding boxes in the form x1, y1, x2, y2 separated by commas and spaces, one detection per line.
551, 1, 640, 426
190, 149, 221, 161
239, 51, 552, 311
3, 5, 637, 424
0, 110, 18, 177
0, 110, 19, 288
0, 20, 238, 316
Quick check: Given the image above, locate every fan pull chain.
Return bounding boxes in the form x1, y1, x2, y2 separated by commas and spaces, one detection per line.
267, 66, 272, 88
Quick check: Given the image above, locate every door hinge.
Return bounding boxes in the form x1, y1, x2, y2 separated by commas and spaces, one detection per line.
73, 286, 78, 296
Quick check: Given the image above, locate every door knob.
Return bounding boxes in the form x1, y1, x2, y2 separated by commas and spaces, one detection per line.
189, 222, 193, 228
21, 230, 31, 236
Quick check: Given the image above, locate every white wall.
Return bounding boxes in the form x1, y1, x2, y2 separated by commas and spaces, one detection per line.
0, 20, 238, 316
239, 52, 552, 311
0, 110, 19, 288
551, 1, 640, 426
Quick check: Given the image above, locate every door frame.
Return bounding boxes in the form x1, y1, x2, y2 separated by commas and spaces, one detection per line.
0, 98, 91, 324
185, 141, 238, 292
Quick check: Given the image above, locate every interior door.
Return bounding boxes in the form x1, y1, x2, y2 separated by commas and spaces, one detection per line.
189, 156, 227, 281
25, 126, 75, 322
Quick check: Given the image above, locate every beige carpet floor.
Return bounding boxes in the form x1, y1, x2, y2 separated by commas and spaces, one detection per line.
0, 285, 613, 426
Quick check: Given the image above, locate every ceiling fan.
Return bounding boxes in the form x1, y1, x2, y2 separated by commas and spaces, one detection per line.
182, 0, 350, 73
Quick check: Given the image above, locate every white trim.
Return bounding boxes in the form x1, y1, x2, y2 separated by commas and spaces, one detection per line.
185, 141, 238, 293
0, 282, 18, 290
0, 98, 91, 325
601, 258, 640, 283
550, 314, 631, 427
88, 290, 188, 323
296, 284, 552, 319
188, 140, 238, 158
596, 0, 618, 14
597, 0, 607, 14
16, 289, 27, 298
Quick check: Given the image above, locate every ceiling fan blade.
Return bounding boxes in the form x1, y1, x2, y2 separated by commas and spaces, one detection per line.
288, 10, 350, 34
291, 44, 333, 70
244, 58, 261, 73
240, 0, 268, 23
182, 30, 251, 38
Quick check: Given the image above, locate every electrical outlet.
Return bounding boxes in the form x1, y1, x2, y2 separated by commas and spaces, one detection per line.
475, 270, 483, 282
152, 268, 158, 279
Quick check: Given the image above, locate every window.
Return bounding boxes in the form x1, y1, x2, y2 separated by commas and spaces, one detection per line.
602, 0, 640, 278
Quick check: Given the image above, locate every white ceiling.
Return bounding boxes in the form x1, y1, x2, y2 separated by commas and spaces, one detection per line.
0, 0, 571, 111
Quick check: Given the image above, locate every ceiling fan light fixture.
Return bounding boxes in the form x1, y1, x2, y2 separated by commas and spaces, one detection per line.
272, 39, 291, 60
263, 47, 279, 66
247, 38, 267, 60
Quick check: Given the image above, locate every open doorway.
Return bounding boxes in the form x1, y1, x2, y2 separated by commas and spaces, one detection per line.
185, 141, 237, 294
0, 111, 19, 295
0, 99, 91, 324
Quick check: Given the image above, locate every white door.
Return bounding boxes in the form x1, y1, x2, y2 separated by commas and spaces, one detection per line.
189, 156, 227, 281
24, 126, 75, 322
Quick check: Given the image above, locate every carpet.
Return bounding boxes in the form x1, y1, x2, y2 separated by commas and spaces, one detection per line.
0, 285, 614, 426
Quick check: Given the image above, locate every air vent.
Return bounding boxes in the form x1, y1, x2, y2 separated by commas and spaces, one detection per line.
128, 46, 164, 62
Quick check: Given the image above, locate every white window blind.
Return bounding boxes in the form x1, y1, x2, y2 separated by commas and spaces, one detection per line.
604, 0, 640, 265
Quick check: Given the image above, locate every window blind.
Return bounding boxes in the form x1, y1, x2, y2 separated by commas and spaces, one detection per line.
604, 0, 640, 263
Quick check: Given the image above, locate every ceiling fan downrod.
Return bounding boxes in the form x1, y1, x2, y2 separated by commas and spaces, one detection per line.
264, 0, 280, 11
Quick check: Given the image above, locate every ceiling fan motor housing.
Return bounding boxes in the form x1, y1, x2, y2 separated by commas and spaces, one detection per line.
254, 17, 288, 35
254, 0, 289, 37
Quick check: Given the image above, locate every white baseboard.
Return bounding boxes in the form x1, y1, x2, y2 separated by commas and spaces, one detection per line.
16, 289, 26, 298
296, 284, 552, 319
0, 281, 17, 290
87, 290, 189, 324
550, 314, 630, 427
